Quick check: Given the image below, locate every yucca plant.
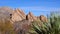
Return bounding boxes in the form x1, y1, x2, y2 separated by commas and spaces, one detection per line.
28, 20, 50, 34
49, 12, 60, 34
29, 12, 60, 34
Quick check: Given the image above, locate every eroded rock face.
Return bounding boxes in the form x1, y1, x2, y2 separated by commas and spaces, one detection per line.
26, 12, 37, 21
0, 7, 26, 22
26, 12, 48, 22
0, 7, 48, 23
12, 8, 26, 22
0, 7, 13, 20
39, 15, 48, 22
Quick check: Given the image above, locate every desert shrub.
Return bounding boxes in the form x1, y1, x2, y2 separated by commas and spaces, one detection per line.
29, 12, 60, 34
0, 18, 15, 34
49, 12, 60, 34
28, 20, 50, 34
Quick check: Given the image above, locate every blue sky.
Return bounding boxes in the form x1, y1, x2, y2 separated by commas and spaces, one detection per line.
0, 0, 60, 16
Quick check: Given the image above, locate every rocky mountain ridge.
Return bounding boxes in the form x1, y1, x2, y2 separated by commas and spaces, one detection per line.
0, 7, 48, 34
0, 7, 48, 23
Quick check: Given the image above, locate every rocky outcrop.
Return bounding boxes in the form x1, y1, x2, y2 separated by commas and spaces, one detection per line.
26, 12, 37, 21
0, 7, 13, 20
0, 7, 48, 23
0, 7, 48, 34
0, 7, 26, 22
12, 8, 26, 22
39, 15, 48, 22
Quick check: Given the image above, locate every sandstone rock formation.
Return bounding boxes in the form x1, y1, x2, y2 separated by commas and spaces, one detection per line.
0, 7, 48, 23
26, 12, 37, 21
0, 7, 26, 22
12, 8, 26, 22
39, 15, 48, 22
0, 7, 13, 21
0, 7, 48, 34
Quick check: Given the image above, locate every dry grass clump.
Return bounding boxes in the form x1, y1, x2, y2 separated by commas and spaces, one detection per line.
0, 17, 15, 34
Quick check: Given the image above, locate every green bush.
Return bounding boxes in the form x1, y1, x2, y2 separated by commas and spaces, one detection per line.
29, 12, 60, 34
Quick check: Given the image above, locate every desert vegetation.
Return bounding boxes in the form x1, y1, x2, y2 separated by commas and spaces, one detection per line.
0, 18, 15, 34
0, 11, 60, 34
29, 12, 60, 34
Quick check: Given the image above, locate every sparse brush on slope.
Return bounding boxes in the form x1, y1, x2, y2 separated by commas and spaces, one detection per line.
0, 18, 15, 34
